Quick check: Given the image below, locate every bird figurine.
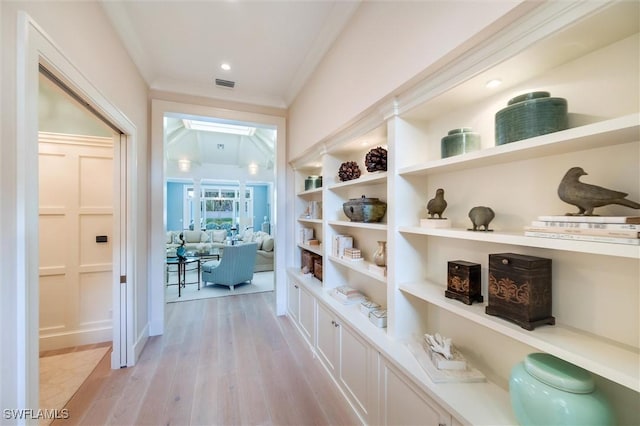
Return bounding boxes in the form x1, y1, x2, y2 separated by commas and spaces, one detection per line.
558, 166, 640, 216
427, 188, 447, 219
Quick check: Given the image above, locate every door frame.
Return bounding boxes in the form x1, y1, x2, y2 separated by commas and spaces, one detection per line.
149, 100, 287, 335
16, 12, 138, 408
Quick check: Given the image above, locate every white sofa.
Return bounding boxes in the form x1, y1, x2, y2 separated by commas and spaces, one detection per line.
166, 229, 274, 272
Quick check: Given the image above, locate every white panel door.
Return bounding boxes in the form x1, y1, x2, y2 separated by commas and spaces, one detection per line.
39, 133, 114, 350
298, 285, 315, 346
316, 302, 338, 376
381, 357, 451, 426
338, 321, 378, 423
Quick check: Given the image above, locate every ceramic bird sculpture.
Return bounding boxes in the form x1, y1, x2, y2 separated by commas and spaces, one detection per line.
427, 188, 447, 219
558, 167, 640, 216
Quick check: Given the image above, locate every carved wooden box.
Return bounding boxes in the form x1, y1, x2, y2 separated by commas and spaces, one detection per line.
446, 260, 483, 305
301, 250, 315, 274
486, 253, 555, 330
313, 257, 323, 281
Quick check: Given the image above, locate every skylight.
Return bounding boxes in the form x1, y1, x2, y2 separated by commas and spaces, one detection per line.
182, 119, 256, 136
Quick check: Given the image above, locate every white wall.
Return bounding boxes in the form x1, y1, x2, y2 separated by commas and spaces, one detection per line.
287, 0, 529, 159
1, 1, 148, 414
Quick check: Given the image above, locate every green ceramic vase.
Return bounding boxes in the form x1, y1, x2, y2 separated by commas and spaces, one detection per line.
510, 353, 615, 426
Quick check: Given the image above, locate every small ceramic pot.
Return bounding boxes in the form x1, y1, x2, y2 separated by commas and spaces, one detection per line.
304, 175, 322, 190
495, 91, 568, 145
510, 353, 615, 426
441, 128, 481, 158
343, 195, 387, 223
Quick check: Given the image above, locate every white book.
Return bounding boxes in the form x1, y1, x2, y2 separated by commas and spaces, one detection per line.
333, 235, 353, 258
525, 231, 640, 245
525, 225, 640, 239
531, 220, 640, 231
537, 215, 640, 224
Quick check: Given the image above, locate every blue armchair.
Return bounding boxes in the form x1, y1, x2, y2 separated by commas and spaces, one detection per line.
201, 242, 258, 290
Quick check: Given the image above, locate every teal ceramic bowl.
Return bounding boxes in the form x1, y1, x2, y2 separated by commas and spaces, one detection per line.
441, 128, 481, 158
495, 91, 568, 145
510, 353, 615, 426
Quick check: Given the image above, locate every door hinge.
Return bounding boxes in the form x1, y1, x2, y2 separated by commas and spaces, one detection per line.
120, 275, 126, 283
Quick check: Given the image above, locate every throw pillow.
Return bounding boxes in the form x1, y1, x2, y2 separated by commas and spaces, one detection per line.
184, 230, 201, 243
212, 229, 227, 243
261, 237, 274, 252
253, 235, 264, 250
173, 232, 183, 244
200, 230, 210, 243
166, 231, 174, 244
241, 230, 254, 242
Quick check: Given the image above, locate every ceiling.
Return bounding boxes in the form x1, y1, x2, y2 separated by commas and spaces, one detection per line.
101, 1, 361, 109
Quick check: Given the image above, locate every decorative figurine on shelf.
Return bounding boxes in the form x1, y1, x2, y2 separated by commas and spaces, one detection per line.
176, 232, 187, 260
558, 166, 640, 216
365, 146, 387, 172
427, 188, 448, 219
425, 333, 452, 360
338, 161, 361, 182
468, 206, 495, 231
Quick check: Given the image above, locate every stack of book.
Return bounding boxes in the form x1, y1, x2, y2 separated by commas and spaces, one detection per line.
343, 248, 362, 261
299, 227, 314, 244
332, 285, 366, 305
524, 215, 640, 246
332, 234, 354, 258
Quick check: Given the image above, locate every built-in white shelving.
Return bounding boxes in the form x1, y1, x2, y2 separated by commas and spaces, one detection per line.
399, 280, 640, 392
328, 220, 387, 231
297, 242, 323, 256
287, 3, 640, 423
328, 171, 388, 190
398, 114, 639, 177
328, 255, 387, 283
399, 226, 640, 259
297, 187, 323, 196
298, 218, 322, 224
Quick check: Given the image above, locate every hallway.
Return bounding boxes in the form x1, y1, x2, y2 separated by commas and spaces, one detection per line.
53, 292, 360, 425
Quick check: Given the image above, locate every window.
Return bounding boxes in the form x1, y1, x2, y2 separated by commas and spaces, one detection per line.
183, 185, 253, 230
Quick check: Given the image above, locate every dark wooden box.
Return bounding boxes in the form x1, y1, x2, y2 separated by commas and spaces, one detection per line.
313, 257, 323, 281
301, 250, 315, 274
486, 253, 555, 330
446, 260, 483, 305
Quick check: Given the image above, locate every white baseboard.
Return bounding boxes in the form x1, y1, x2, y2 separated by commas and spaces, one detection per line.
39, 326, 112, 352
131, 323, 149, 367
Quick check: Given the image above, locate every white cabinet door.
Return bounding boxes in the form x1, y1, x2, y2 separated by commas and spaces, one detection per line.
287, 280, 300, 322
338, 321, 379, 424
316, 302, 338, 376
298, 285, 316, 346
380, 358, 451, 426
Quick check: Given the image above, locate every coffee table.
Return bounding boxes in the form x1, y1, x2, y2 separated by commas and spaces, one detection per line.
166, 257, 200, 297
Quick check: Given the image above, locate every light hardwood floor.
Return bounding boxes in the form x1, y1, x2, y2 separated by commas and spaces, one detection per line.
53, 291, 361, 426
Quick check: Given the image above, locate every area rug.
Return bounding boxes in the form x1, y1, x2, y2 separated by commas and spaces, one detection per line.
166, 270, 274, 303
39, 346, 110, 423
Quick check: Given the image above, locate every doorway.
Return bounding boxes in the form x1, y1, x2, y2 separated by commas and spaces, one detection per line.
150, 100, 287, 335
16, 14, 139, 411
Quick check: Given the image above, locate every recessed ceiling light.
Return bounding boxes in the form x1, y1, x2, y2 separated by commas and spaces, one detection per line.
486, 79, 502, 88
220, 63, 231, 71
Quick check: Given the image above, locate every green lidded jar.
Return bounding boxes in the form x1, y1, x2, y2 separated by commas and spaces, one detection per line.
509, 353, 615, 426
440, 128, 481, 158
495, 91, 568, 145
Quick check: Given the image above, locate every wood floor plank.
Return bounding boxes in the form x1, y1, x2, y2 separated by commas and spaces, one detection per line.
58, 290, 362, 426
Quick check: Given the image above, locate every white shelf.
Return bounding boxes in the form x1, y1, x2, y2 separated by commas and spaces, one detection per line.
287, 268, 515, 425
297, 187, 323, 196
328, 171, 388, 190
329, 220, 388, 231
399, 280, 640, 393
298, 217, 322, 224
298, 243, 323, 256
399, 226, 640, 259
398, 115, 639, 176
328, 255, 387, 283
